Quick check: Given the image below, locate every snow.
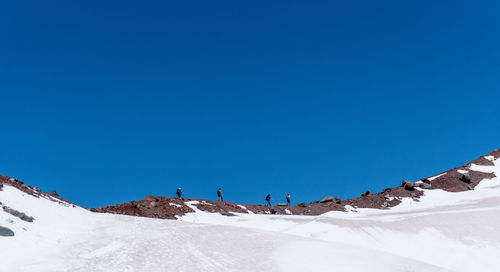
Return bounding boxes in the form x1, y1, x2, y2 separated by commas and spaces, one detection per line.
428, 172, 447, 181
344, 204, 358, 212
457, 169, 469, 174
237, 204, 254, 214
2, 158, 500, 271
470, 163, 495, 173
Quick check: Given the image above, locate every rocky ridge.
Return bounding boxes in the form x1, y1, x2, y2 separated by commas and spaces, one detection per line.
2, 149, 499, 220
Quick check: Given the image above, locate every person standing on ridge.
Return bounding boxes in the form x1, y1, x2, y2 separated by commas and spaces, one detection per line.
217, 188, 223, 201
265, 194, 272, 206
176, 188, 183, 200
286, 193, 291, 206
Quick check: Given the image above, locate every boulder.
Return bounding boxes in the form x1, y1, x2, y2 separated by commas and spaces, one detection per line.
320, 196, 333, 203
361, 190, 371, 197
50, 190, 59, 197
402, 180, 415, 191
277, 203, 288, 207
421, 178, 431, 184
0, 226, 14, 237
2, 206, 34, 222
297, 202, 308, 208
220, 211, 237, 216
334, 196, 341, 204
460, 173, 471, 183
419, 183, 433, 190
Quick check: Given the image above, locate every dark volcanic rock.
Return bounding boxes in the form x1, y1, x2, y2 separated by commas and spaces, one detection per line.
430, 169, 494, 192
2, 206, 34, 222
460, 173, 471, 183
361, 190, 371, 197
91, 197, 195, 219
334, 196, 341, 204
0, 226, 14, 237
402, 180, 416, 191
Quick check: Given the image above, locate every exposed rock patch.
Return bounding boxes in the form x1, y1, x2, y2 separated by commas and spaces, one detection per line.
0, 226, 14, 237
0, 174, 74, 206
2, 206, 34, 222
91, 197, 195, 219
88, 150, 500, 219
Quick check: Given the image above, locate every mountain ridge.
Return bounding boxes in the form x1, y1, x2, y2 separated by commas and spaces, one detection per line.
1, 149, 499, 219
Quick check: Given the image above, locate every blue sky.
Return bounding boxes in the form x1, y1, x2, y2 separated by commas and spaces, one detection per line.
1, 1, 499, 207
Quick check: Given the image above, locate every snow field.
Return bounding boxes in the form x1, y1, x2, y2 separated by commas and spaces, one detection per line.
1, 158, 500, 271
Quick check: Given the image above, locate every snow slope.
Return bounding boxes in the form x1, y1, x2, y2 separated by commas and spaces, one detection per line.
2, 158, 500, 271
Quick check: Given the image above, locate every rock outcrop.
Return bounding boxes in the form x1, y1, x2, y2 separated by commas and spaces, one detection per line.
0, 226, 14, 237
320, 196, 333, 203
2, 206, 34, 222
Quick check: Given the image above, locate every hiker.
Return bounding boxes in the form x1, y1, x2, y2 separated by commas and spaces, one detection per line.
286, 194, 291, 206
176, 188, 183, 200
265, 194, 272, 206
217, 188, 223, 201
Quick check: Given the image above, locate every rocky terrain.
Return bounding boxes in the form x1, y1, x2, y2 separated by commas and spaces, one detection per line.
2, 149, 499, 220
88, 149, 500, 219
0, 174, 74, 205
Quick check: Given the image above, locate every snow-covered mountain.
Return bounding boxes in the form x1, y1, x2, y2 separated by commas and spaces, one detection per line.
2, 151, 500, 271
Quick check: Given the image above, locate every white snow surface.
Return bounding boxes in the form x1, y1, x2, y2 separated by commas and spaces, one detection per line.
428, 172, 447, 181
485, 155, 495, 161
2, 159, 500, 271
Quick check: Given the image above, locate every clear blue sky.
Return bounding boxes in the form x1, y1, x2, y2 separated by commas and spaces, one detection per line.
1, 0, 499, 207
